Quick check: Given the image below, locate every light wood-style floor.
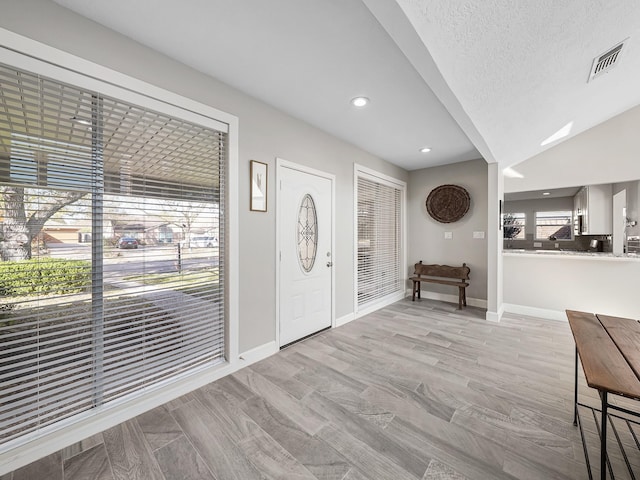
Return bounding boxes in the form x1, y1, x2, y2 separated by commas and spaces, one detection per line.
3, 298, 636, 480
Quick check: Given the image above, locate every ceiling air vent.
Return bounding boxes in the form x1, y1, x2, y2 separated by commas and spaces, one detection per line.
588, 39, 627, 82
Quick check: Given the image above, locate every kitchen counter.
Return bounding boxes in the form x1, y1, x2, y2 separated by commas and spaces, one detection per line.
503, 249, 640, 261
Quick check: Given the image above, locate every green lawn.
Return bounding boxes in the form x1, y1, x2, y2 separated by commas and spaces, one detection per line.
123, 268, 220, 299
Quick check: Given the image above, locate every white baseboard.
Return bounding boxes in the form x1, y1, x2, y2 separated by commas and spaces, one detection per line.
335, 312, 355, 327
237, 341, 278, 367
485, 304, 504, 322
503, 303, 567, 321
407, 288, 488, 309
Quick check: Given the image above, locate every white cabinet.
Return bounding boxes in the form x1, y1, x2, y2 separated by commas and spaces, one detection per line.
574, 184, 612, 234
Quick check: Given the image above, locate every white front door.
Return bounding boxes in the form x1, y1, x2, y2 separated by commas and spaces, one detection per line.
278, 164, 333, 346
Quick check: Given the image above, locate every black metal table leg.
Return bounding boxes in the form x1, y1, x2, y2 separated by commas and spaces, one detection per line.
601, 391, 608, 480
574, 346, 579, 426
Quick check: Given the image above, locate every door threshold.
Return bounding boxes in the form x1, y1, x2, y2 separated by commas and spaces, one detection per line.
280, 326, 331, 350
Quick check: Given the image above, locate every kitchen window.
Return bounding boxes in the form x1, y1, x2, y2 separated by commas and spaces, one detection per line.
535, 210, 573, 240
503, 212, 526, 240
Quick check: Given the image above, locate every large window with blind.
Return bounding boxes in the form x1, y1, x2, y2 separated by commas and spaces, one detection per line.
535, 210, 573, 240
0, 63, 227, 447
355, 166, 405, 313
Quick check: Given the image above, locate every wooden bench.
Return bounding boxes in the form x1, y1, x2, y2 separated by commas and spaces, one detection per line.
409, 261, 470, 309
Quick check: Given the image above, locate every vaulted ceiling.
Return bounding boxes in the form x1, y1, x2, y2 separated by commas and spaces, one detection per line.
53, 0, 640, 171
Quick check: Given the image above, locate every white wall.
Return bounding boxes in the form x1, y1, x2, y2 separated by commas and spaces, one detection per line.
407, 159, 488, 303
0, 0, 408, 353
505, 104, 640, 193
486, 163, 503, 321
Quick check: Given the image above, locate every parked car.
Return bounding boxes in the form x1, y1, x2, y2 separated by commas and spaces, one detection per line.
116, 236, 139, 249
190, 236, 218, 248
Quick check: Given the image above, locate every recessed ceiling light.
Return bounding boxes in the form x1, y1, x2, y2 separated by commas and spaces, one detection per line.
543, 192, 551, 196
420, 147, 432, 153
351, 96, 369, 107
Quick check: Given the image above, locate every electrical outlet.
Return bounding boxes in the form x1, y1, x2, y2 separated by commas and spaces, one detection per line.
555, 243, 559, 248
533, 242, 542, 248
473, 231, 485, 239
444, 232, 453, 240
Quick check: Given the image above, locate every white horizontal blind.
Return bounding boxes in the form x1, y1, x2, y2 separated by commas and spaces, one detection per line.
0, 63, 226, 446
535, 210, 572, 240
356, 174, 402, 308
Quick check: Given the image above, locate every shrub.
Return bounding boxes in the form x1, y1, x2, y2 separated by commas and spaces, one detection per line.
0, 283, 14, 319
0, 258, 91, 297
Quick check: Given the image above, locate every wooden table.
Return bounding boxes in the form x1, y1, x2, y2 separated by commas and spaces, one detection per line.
567, 310, 640, 480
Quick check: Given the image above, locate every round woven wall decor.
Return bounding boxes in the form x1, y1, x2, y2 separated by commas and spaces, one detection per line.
426, 184, 470, 223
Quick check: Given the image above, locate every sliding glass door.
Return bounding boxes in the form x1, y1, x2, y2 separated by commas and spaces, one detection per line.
0, 63, 227, 447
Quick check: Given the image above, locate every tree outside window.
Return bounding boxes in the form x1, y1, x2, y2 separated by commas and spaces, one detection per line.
503, 212, 526, 240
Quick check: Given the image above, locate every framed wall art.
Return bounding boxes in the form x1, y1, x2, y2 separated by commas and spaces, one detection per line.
250, 160, 268, 212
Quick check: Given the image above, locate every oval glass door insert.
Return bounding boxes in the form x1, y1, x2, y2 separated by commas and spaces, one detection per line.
297, 194, 318, 273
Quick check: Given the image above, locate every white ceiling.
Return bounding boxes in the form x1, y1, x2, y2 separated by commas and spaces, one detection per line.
52, 0, 640, 171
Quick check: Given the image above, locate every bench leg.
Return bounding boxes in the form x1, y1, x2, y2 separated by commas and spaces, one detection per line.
412, 281, 416, 301
463, 287, 467, 307
458, 287, 463, 310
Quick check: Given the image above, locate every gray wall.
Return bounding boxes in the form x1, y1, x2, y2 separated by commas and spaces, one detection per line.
0, 0, 408, 352
407, 159, 488, 301
503, 196, 575, 247
503, 196, 574, 231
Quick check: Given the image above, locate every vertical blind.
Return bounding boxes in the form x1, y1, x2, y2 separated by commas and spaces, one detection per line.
0, 63, 226, 447
356, 174, 403, 308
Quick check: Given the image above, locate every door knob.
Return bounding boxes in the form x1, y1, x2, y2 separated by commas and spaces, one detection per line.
326, 262, 333, 267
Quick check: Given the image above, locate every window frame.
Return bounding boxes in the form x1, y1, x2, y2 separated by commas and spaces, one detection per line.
534, 209, 574, 241
353, 164, 406, 317
0, 29, 239, 470
503, 211, 526, 240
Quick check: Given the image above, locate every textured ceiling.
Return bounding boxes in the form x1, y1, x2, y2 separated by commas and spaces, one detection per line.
52, 0, 640, 170
391, 0, 640, 166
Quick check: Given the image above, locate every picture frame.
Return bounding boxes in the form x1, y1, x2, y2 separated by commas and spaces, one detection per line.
250, 160, 268, 212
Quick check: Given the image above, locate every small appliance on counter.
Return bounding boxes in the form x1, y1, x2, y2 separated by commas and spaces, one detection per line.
588, 239, 604, 252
